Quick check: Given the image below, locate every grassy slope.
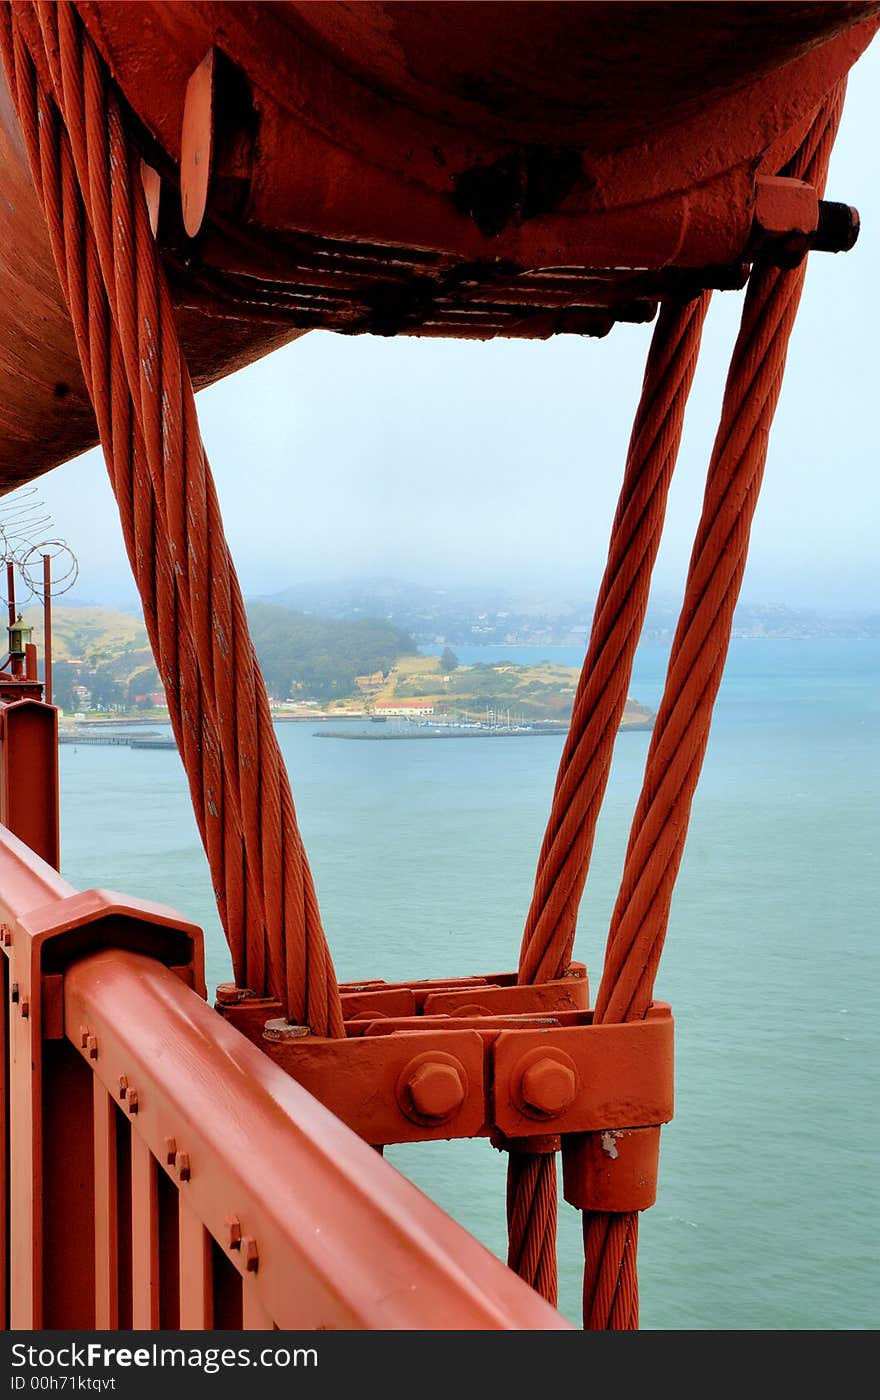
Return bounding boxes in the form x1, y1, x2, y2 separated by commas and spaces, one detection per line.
21, 605, 148, 669
370, 655, 653, 724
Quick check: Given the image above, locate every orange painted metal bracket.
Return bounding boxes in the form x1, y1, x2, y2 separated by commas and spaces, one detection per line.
422, 973, 588, 1017
217, 963, 589, 1031
262, 1025, 487, 1144
216, 963, 670, 1211
255, 993, 673, 1159
491, 1004, 673, 1140
562, 1126, 663, 1214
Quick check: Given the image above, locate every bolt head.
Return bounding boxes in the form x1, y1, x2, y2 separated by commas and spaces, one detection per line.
126, 1089, 139, 1114
225, 1216, 242, 1249
118, 1075, 128, 1100
407, 1061, 465, 1121
520, 1057, 577, 1116
87, 1035, 99, 1059
176, 1151, 191, 1182
241, 1236, 259, 1272
165, 1137, 177, 1165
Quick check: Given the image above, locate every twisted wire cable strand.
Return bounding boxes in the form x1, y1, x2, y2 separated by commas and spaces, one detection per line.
5, 2, 242, 978
594, 83, 845, 1029
580, 83, 846, 1329
1, 1, 344, 1034
518, 293, 712, 986
28, 1, 258, 993
506, 293, 711, 1303
505, 1149, 558, 1305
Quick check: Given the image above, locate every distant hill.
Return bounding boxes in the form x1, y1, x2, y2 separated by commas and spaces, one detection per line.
23, 602, 416, 711
22, 604, 148, 664
260, 577, 880, 645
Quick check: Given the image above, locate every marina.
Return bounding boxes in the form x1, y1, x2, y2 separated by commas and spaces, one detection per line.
316, 718, 653, 739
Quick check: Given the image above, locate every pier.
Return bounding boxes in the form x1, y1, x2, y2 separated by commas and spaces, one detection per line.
58, 730, 177, 749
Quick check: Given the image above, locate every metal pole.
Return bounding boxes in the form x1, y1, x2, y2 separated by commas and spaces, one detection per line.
42, 554, 52, 706
6, 560, 18, 677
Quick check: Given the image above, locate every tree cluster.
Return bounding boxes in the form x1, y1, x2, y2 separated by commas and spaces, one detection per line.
245, 602, 416, 701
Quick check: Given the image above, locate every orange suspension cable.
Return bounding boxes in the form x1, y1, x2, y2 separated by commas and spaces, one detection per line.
0, 1, 344, 1035
505, 293, 711, 1305
581, 82, 847, 1330
519, 293, 712, 985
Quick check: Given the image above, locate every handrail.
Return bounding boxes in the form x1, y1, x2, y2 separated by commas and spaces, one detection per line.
0, 822, 75, 921
0, 819, 567, 1328
65, 948, 572, 1330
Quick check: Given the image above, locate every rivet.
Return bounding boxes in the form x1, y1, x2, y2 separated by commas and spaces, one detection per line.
20, 998, 29, 1019
79, 1026, 89, 1048
241, 1236, 258, 1272
118, 1074, 128, 1100
10, 983, 19, 1003
225, 1215, 242, 1250
165, 1136, 177, 1165
126, 1089, 139, 1114
87, 1035, 98, 1059
176, 1151, 191, 1182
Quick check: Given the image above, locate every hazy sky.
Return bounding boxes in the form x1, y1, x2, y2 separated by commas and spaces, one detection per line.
12, 36, 880, 614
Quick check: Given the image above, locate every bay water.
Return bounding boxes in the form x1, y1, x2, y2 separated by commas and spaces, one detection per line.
55, 638, 879, 1330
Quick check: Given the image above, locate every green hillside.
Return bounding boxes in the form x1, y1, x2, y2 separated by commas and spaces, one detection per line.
246, 601, 416, 701
22, 605, 148, 664
25, 603, 415, 711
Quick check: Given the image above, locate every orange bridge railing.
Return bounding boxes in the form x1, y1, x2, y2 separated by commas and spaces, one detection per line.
0, 825, 570, 1331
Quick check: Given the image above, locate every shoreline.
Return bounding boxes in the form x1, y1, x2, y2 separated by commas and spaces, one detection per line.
316, 718, 654, 740
63, 711, 655, 731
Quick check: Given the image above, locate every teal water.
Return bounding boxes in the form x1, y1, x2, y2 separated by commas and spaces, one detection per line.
55, 639, 880, 1330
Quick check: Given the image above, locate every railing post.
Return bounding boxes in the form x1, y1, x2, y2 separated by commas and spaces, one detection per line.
131, 1135, 159, 1328
0, 947, 7, 1329
0, 699, 60, 870
242, 1278, 274, 1330
93, 1081, 119, 1328
178, 1200, 213, 1329
8, 929, 44, 1326
0, 829, 204, 1328
41, 1037, 95, 1327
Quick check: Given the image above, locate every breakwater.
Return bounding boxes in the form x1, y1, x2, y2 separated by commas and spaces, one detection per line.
316, 729, 567, 740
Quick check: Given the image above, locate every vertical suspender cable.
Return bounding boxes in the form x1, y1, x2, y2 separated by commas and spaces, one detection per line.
507, 292, 711, 1302
0, 1, 344, 1035
581, 84, 846, 1329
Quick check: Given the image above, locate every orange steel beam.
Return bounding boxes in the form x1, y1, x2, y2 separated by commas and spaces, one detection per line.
65, 947, 572, 1330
